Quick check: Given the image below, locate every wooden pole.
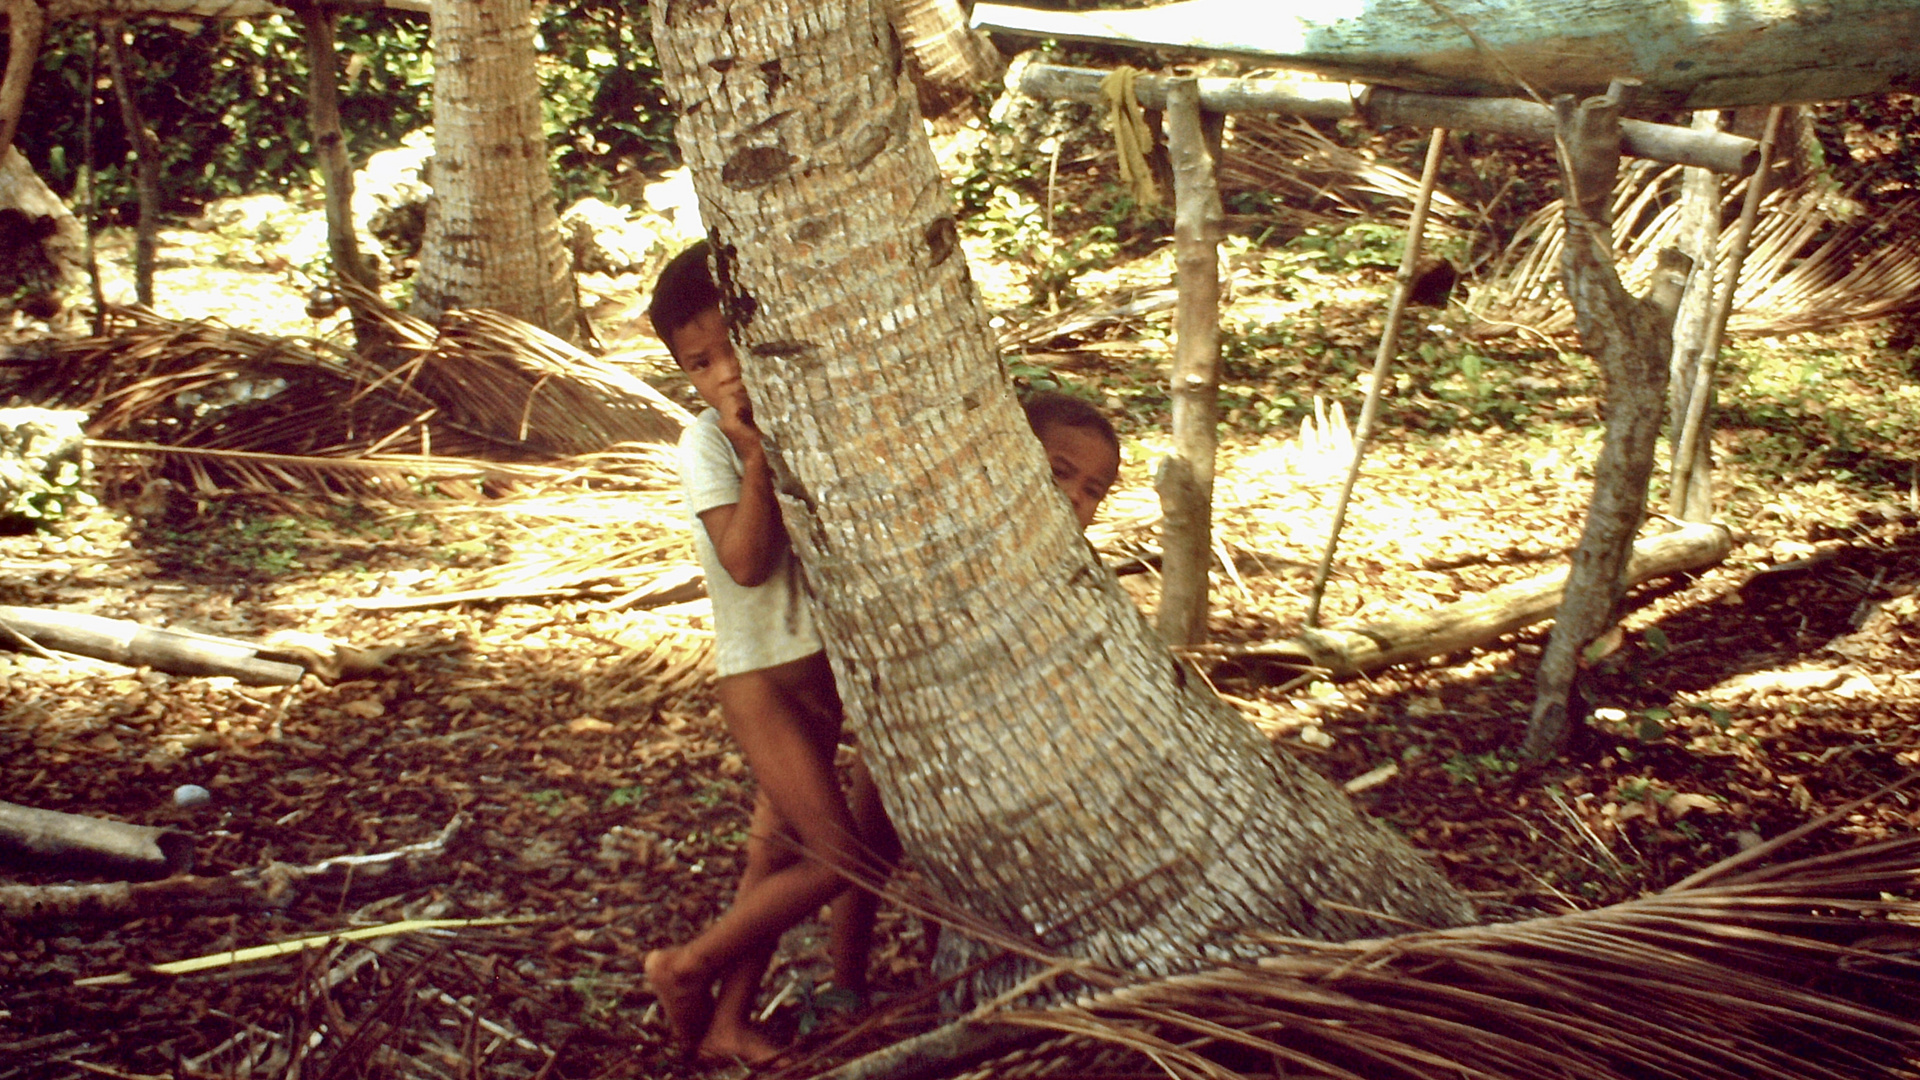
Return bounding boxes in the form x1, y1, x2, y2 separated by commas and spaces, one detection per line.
1155, 76, 1224, 646
0, 606, 308, 684
1017, 65, 1759, 175
1303, 127, 1447, 628
0, 800, 193, 879
1522, 80, 1692, 760
1668, 105, 1785, 520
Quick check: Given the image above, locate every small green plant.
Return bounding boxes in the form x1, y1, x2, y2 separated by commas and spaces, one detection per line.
602, 784, 648, 809
528, 788, 569, 816
1440, 750, 1521, 785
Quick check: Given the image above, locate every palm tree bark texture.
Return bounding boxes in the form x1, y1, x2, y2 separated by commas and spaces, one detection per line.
413, 0, 582, 342
648, 0, 1472, 987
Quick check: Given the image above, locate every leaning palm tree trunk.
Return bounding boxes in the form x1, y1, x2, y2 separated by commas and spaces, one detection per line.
649, 0, 1473, 991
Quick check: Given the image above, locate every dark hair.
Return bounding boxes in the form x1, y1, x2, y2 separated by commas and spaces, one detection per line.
648, 241, 722, 352
1022, 390, 1118, 451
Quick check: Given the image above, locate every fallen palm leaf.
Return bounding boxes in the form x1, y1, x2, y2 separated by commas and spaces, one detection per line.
1477, 166, 1920, 337
72, 915, 535, 986
3, 300, 691, 501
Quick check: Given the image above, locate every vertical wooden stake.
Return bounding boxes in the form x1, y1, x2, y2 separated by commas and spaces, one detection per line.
1668, 105, 1784, 519
1523, 80, 1692, 760
1304, 127, 1448, 628
1663, 110, 1725, 524
1155, 76, 1224, 646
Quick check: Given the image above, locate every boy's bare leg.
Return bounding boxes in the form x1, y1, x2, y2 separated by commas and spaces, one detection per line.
647, 655, 867, 1061
829, 751, 901, 997
705, 794, 787, 1062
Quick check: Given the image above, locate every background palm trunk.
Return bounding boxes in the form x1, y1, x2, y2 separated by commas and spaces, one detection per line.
650, 0, 1472, 981
413, 0, 582, 342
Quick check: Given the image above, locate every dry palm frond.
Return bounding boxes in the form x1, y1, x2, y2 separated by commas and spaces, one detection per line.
1477, 165, 1920, 337
2, 299, 691, 500
926, 836, 1920, 1080
1218, 116, 1471, 239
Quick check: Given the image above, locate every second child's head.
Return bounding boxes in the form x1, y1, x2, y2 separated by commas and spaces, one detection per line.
650, 242, 744, 415
1023, 391, 1120, 530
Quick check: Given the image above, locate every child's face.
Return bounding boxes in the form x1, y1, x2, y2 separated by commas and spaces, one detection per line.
670, 306, 747, 415
1036, 422, 1120, 530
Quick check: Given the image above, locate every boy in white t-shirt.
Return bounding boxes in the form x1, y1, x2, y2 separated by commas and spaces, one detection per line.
643, 243, 897, 1064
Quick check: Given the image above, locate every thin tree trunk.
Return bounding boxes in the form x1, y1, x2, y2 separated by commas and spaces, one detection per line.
289, 0, 381, 346
413, 0, 582, 342
1522, 82, 1691, 760
1154, 77, 1222, 647
104, 23, 160, 307
0, 0, 46, 158
650, 0, 1472, 991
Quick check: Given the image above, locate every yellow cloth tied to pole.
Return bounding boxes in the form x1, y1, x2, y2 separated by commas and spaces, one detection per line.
1100, 65, 1160, 207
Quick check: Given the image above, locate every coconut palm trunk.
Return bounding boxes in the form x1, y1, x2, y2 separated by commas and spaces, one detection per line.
889, 0, 1005, 125
413, 0, 582, 343
649, 0, 1472, 983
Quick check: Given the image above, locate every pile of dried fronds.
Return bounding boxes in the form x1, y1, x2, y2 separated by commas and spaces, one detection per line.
1, 300, 691, 500
1475, 162, 1920, 338
791, 815, 1920, 1080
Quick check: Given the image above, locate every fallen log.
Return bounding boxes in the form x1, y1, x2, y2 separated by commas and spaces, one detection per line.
0, 815, 465, 920
974, 0, 1920, 111
0, 605, 307, 684
1019, 65, 1759, 175
0, 800, 193, 879
1187, 522, 1730, 679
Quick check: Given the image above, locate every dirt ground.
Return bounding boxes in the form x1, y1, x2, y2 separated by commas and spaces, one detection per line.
4, 185, 1920, 1078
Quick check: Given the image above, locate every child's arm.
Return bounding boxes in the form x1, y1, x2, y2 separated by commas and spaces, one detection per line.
699, 395, 787, 588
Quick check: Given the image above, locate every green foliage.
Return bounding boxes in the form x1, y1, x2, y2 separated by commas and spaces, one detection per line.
535, 0, 677, 204
1717, 334, 1920, 492
23, 14, 434, 219
19, 3, 676, 224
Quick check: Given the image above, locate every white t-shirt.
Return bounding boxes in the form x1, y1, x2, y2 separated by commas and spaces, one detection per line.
679, 408, 822, 677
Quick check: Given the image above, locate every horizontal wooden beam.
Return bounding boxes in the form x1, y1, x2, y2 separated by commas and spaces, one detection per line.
1020, 64, 1759, 175
978, 0, 1920, 110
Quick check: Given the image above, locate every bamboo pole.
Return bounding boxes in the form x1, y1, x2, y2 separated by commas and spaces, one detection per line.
1667, 106, 1785, 520
1155, 77, 1224, 646
1303, 127, 1447, 628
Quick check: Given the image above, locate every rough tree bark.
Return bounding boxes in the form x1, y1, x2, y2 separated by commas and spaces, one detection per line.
0, 0, 46, 158
889, 0, 1005, 127
1522, 82, 1691, 760
412, 0, 582, 342
648, 0, 1472, 993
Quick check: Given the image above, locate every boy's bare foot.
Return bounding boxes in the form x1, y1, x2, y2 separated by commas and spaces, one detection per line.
700, 1020, 784, 1067
645, 947, 714, 1054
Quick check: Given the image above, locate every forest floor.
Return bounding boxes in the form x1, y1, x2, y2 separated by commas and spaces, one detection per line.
4, 156, 1920, 1079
